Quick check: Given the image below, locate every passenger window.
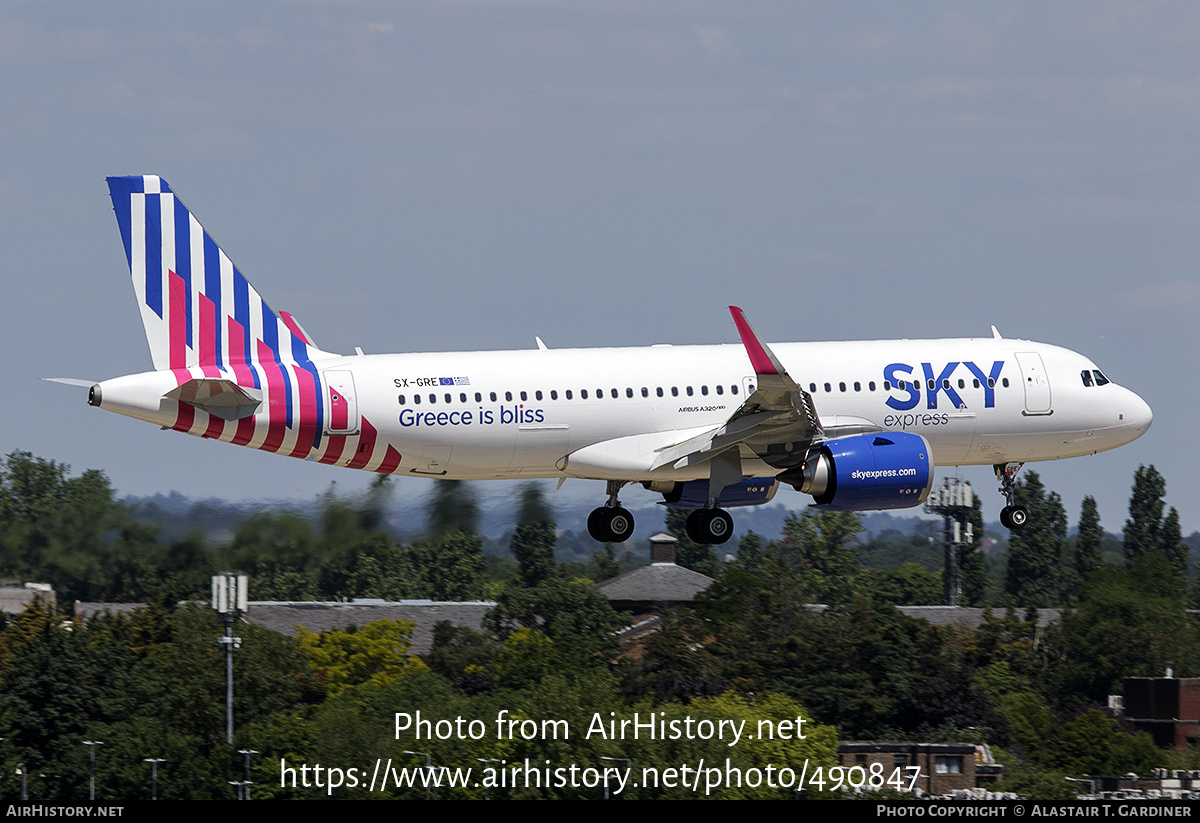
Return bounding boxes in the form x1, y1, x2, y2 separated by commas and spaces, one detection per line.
884, 380, 892, 390
809, 383, 817, 393
839, 382, 846, 392
731, 385, 738, 395
957, 379, 965, 389
1002, 378, 1009, 388
657, 387, 664, 397
414, 394, 421, 405
535, 390, 543, 401
869, 381, 876, 391
701, 385, 709, 396
460, 392, 467, 403
505, 391, 513, 402
686, 386, 694, 396
854, 382, 861, 392
550, 390, 558, 400
611, 388, 618, 398
986, 379, 994, 389
671, 387, 679, 397
581, 389, 588, 399
445, 393, 452, 403
475, 392, 482, 402
942, 380, 949, 390
428, 394, 436, 404
1081, 370, 1094, 387
927, 379, 935, 390
398, 395, 406, 405
641, 387, 649, 397
716, 385, 724, 395
596, 388, 603, 398
566, 390, 573, 400
520, 391, 527, 401
490, 391, 497, 402
824, 382, 831, 393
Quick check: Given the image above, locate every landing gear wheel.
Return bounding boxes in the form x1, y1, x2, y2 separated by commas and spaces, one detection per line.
704, 509, 734, 545
587, 506, 635, 543
607, 507, 634, 542
685, 509, 706, 543
685, 508, 733, 544
999, 505, 1028, 530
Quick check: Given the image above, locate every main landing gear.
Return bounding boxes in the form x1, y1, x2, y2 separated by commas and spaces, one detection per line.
685, 507, 733, 545
587, 480, 635, 543
994, 462, 1029, 529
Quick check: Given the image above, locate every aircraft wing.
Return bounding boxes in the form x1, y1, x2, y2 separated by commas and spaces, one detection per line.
651, 306, 824, 473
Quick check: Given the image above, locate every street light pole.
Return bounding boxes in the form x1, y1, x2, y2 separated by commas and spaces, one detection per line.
82, 740, 103, 801
143, 758, 164, 800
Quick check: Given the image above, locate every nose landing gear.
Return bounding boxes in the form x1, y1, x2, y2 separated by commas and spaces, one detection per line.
994, 462, 1029, 529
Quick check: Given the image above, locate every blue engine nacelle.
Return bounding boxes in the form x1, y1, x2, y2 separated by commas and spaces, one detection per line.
656, 477, 780, 509
778, 433, 933, 511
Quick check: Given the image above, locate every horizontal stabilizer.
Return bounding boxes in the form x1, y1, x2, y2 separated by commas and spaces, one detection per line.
42, 377, 97, 388
164, 378, 262, 421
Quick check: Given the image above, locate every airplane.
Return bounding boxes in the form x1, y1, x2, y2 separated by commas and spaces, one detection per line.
78, 175, 1153, 544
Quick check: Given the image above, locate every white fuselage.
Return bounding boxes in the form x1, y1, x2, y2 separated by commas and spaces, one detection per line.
95, 335, 1153, 485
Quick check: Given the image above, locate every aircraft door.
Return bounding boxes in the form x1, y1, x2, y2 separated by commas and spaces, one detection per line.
323, 370, 360, 435
1015, 352, 1052, 415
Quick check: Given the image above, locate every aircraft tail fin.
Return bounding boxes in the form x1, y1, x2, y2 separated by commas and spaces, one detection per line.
106, 175, 332, 372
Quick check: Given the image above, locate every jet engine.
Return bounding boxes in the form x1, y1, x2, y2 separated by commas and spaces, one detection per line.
778, 432, 933, 511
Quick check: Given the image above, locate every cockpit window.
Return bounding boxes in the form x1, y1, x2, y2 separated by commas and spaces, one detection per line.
1081, 370, 1094, 388
1093, 370, 1110, 386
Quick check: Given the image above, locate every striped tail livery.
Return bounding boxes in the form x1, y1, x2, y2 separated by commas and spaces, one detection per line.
93, 175, 403, 474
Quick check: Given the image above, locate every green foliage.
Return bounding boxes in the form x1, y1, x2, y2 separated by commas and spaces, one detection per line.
1043, 555, 1200, 708
405, 529, 487, 600
775, 510, 863, 604
486, 576, 624, 670
1124, 465, 1187, 577
862, 561, 943, 606
297, 619, 427, 696
427, 479, 479, 537
1005, 472, 1067, 607
509, 484, 558, 588
1073, 496, 1103, 591
1042, 709, 1160, 776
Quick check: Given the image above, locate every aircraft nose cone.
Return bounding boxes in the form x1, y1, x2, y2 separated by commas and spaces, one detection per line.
1121, 389, 1153, 439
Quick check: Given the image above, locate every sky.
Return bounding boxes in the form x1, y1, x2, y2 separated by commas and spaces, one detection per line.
3, 1, 1197, 536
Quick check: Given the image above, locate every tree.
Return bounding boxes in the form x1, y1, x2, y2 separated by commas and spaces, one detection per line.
1124, 465, 1166, 563
1004, 472, 1066, 607
297, 619, 427, 696
1123, 465, 1187, 583
509, 484, 557, 587
775, 510, 862, 605
427, 480, 479, 538
1074, 496, 1103, 582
